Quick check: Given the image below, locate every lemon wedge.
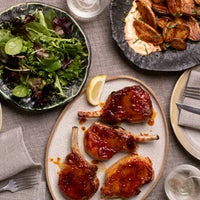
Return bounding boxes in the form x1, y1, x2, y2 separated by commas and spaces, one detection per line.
86, 75, 106, 106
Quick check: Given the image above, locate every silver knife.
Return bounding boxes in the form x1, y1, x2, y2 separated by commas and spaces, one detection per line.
176, 103, 200, 115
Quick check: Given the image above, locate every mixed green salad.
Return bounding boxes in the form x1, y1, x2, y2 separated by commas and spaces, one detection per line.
0, 9, 88, 107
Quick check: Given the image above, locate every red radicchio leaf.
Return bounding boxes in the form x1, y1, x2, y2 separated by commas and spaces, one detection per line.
23, 15, 36, 24
31, 84, 53, 106
62, 59, 73, 69
51, 17, 72, 35
62, 22, 72, 34
52, 17, 69, 26
54, 26, 65, 36
34, 42, 49, 59
11, 14, 35, 35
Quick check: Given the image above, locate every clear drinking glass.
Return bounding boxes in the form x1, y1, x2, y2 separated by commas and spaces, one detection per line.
164, 164, 200, 200
66, 0, 108, 20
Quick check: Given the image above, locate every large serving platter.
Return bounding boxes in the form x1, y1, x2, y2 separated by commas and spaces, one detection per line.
46, 76, 169, 200
170, 65, 200, 160
110, 0, 200, 71
0, 2, 91, 111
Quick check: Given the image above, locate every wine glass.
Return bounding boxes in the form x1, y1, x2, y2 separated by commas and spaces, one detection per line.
66, 0, 108, 20
164, 164, 200, 200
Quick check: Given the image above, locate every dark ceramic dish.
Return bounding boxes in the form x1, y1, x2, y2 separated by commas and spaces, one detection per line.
0, 2, 91, 111
110, 0, 200, 71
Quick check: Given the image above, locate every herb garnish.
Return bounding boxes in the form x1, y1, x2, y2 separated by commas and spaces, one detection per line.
174, 12, 182, 17
139, 17, 143, 21
124, 11, 128, 16
144, 44, 149, 55
120, 18, 125, 23
166, 23, 177, 29
133, 38, 140, 43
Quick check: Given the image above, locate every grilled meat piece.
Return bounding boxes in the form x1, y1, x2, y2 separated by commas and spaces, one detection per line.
84, 122, 159, 160
58, 127, 99, 200
78, 85, 153, 124
101, 153, 154, 199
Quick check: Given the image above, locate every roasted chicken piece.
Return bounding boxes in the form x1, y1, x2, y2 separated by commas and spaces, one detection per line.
78, 85, 153, 124
58, 127, 99, 200
101, 153, 154, 199
84, 122, 159, 160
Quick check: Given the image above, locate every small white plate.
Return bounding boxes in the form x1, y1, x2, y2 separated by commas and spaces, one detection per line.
46, 75, 169, 200
170, 65, 200, 160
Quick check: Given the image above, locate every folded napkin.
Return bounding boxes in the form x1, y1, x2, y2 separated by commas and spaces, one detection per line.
178, 69, 200, 130
0, 127, 46, 200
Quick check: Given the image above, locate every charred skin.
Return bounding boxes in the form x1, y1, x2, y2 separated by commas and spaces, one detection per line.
101, 153, 154, 199
78, 85, 153, 125
170, 38, 187, 50
84, 122, 159, 160
136, 0, 157, 29
133, 20, 163, 45
58, 127, 99, 200
152, 3, 170, 15
166, 0, 183, 17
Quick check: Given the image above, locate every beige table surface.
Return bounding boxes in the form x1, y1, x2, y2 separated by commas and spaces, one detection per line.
0, 0, 199, 199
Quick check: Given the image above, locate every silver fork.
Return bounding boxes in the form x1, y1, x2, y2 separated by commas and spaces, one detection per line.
0, 175, 39, 193
184, 86, 200, 100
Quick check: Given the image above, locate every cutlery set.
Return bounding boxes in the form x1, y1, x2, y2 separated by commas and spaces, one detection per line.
176, 103, 200, 115
184, 86, 200, 100
177, 86, 200, 115
0, 175, 38, 193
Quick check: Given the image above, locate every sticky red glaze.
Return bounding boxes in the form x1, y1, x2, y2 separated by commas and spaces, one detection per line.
58, 152, 99, 200
81, 126, 86, 132
84, 123, 138, 160
148, 108, 157, 126
91, 160, 100, 164
101, 157, 153, 198
148, 119, 154, 126
99, 102, 104, 108
79, 117, 87, 125
101, 85, 153, 124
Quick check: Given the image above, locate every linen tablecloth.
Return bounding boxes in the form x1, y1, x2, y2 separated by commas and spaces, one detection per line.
0, 0, 199, 200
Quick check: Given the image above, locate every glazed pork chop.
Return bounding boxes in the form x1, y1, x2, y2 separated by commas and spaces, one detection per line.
78, 85, 153, 124
58, 127, 99, 200
101, 153, 154, 199
84, 122, 159, 160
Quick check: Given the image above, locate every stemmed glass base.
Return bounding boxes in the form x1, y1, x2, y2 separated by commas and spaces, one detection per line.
165, 165, 200, 200
66, 0, 108, 20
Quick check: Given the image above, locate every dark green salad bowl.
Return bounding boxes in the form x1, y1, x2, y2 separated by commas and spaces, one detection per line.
0, 2, 91, 111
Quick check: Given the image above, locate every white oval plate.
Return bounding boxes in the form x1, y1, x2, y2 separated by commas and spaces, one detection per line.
45, 76, 169, 200
170, 66, 200, 160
